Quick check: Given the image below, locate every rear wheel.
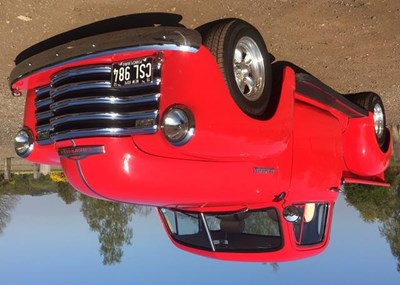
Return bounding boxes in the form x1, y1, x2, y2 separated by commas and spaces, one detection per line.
203, 19, 272, 118
347, 92, 386, 147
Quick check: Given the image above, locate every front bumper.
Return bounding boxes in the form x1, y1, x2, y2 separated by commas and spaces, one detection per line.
10, 26, 202, 89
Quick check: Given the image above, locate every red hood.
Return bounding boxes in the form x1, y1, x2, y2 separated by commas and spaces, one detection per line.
60, 137, 284, 206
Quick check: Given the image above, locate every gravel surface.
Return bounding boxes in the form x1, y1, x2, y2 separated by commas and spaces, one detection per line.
1, 0, 399, 148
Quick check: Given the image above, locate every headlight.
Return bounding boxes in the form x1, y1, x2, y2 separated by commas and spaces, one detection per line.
161, 106, 195, 146
14, 128, 34, 158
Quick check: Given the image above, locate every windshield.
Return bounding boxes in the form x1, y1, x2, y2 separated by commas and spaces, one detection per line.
291, 203, 329, 246
159, 208, 282, 252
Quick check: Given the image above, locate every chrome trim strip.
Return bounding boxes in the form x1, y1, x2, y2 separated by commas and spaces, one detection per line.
58, 145, 105, 160
75, 158, 116, 202
51, 126, 157, 141
35, 110, 53, 121
35, 97, 52, 109
50, 93, 160, 112
37, 138, 53, 146
51, 81, 112, 99
36, 123, 52, 132
51, 65, 111, 86
35, 86, 51, 98
10, 26, 201, 87
200, 213, 216, 252
112, 80, 161, 90
50, 110, 158, 127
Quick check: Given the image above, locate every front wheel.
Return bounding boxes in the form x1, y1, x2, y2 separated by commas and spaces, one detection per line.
347, 92, 387, 148
203, 19, 272, 118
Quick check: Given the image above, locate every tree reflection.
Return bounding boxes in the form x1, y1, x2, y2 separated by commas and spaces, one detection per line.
79, 195, 137, 265
344, 165, 400, 272
2, 173, 153, 265
0, 193, 19, 235
57, 183, 78, 204
262, 262, 280, 272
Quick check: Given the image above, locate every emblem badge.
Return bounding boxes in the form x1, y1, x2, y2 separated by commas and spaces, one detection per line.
253, 167, 275, 174
58, 146, 105, 160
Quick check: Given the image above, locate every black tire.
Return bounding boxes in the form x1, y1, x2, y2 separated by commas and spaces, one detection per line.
203, 19, 272, 118
347, 92, 387, 147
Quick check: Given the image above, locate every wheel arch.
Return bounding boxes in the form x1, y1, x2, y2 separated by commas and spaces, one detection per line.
342, 114, 392, 177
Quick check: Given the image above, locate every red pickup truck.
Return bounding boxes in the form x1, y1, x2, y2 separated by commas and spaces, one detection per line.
10, 19, 392, 262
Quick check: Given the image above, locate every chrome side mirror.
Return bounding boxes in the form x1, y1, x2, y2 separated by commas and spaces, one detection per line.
283, 205, 300, 223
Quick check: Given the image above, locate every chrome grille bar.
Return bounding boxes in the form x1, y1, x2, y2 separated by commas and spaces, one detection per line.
51, 81, 112, 100
50, 110, 158, 127
51, 126, 158, 142
36, 124, 52, 133
35, 86, 51, 100
51, 65, 111, 87
50, 93, 160, 113
35, 97, 52, 109
35, 110, 53, 121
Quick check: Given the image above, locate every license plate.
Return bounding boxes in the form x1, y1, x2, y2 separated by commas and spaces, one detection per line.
112, 58, 153, 87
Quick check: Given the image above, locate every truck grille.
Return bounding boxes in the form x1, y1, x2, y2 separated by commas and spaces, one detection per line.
34, 63, 161, 145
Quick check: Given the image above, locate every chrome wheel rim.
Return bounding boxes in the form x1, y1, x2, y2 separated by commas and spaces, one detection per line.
233, 36, 265, 101
373, 103, 384, 138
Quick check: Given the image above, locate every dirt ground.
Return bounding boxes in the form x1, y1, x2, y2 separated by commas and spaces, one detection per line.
0, 0, 399, 146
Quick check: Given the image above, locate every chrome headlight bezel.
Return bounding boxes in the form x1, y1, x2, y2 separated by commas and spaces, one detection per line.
14, 128, 34, 158
161, 106, 195, 146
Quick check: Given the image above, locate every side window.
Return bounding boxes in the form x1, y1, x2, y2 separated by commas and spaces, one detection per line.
160, 207, 283, 252
159, 208, 212, 250
204, 208, 282, 251
160, 208, 200, 235
292, 203, 329, 246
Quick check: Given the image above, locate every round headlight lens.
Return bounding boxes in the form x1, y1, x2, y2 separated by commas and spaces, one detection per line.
161, 106, 195, 146
14, 129, 34, 157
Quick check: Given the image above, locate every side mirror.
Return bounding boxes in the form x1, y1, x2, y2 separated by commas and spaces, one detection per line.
283, 205, 300, 223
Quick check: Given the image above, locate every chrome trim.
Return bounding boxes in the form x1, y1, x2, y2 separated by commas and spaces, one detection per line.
14, 128, 34, 158
36, 124, 52, 132
35, 110, 53, 121
58, 145, 105, 160
34, 55, 162, 145
50, 110, 158, 127
51, 81, 112, 100
373, 103, 385, 138
10, 26, 201, 87
51, 126, 157, 141
35, 86, 51, 98
200, 213, 216, 252
161, 105, 195, 146
50, 93, 160, 112
233, 36, 266, 101
51, 65, 111, 87
35, 97, 52, 109
75, 157, 114, 201
12, 89, 22, 97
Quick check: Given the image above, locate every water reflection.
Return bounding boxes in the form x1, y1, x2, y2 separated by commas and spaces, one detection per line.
0, 166, 400, 271
0, 165, 399, 273
0, 174, 142, 265
344, 165, 400, 272
80, 196, 136, 265
0, 194, 19, 235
